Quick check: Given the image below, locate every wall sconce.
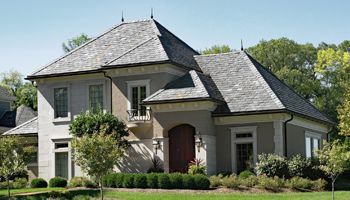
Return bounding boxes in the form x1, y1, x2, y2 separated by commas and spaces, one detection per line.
153, 139, 161, 155
195, 132, 203, 153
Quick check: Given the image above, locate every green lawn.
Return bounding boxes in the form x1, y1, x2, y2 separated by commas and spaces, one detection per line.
1, 188, 349, 200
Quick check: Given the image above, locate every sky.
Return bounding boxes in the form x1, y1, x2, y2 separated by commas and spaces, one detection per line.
0, 0, 349, 77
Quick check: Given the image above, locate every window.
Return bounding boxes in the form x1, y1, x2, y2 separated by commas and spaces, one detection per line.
305, 132, 321, 158
131, 85, 147, 115
89, 84, 103, 111
54, 87, 68, 118
127, 80, 150, 120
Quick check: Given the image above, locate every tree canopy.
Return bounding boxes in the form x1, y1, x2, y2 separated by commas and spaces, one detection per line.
200, 44, 232, 55
62, 33, 91, 53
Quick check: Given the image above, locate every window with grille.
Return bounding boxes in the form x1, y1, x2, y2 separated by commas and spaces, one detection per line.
54, 87, 68, 118
89, 84, 103, 112
305, 133, 321, 158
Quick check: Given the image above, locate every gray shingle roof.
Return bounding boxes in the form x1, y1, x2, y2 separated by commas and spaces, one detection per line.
143, 70, 224, 103
3, 117, 37, 135
27, 20, 199, 79
194, 51, 333, 124
0, 105, 37, 127
0, 86, 16, 101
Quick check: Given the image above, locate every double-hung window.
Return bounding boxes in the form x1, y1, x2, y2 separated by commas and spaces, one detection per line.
54, 87, 68, 118
305, 132, 321, 158
88, 84, 104, 112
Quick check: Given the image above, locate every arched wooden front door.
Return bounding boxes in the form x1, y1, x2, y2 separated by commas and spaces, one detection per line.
169, 124, 195, 173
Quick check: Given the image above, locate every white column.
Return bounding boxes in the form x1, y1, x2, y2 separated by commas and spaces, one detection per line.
273, 121, 284, 156
152, 137, 169, 173
194, 135, 216, 175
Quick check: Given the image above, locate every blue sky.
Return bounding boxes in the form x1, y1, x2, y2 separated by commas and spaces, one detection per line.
0, 0, 349, 77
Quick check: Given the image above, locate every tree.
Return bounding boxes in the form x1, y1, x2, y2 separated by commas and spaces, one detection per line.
62, 33, 91, 53
0, 136, 34, 198
14, 82, 37, 110
201, 44, 232, 55
247, 38, 320, 101
338, 88, 350, 136
0, 69, 23, 94
315, 48, 350, 120
70, 111, 129, 200
317, 140, 350, 200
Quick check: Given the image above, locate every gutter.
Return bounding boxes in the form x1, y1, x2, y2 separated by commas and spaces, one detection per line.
103, 72, 113, 113
284, 114, 294, 157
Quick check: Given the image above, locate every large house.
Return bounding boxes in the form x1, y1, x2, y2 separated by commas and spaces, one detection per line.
26, 19, 333, 180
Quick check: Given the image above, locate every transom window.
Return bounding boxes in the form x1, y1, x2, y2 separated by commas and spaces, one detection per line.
89, 84, 103, 111
54, 87, 68, 118
305, 132, 321, 158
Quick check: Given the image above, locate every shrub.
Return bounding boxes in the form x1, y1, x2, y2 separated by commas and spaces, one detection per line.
216, 171, 232, 177
188, 158, 206, 175
193, 174, 210, 190
158, 173, 171, 189
31, 178, 48, 188
69, 177, 96, 188
147, 157, 164, 173
312, 179, 327, 191
182, 174, 195, 189
146, 173, 159, 188
49, 177, 67, 188
209, 175, 223, 188
72, 195, 92, 200
0, 170, 28, 182
12, 178, 28, 189
169, 173, 183, 189
134, 174, 148, 189
238, 170, 255, 179
288, 155, 313, 178
123, 174, 135, 188
256, 175, 283, 191
286, 176, 312, 190
255, 154, 288, 178
103, 173, 117, 187
239, 176, 258, 187
222, 175, 239, 189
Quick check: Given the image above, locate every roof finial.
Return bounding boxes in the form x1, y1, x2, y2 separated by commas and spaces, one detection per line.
151, 8, 154, 19
121, 11, 124, 22
241, 39, 244, 51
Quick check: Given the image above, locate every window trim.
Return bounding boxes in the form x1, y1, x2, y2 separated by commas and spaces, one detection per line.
126, 79, 150, 111
305, 131, 322, 158
52, 85, 71, 122
86, 81, 107, 113
230, 126, 257, 173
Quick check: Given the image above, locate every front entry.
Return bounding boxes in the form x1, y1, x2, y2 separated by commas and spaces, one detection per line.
169, 124, 195, 173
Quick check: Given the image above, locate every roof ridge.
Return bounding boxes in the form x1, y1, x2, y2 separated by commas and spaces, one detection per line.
194, 51, 241, 57
245, 52, 334, 123
103, 37, 156, 66
241, 52, 286, 109
31, 21, 128, 76
3, 116, 37, 135
152, 20, 200, 55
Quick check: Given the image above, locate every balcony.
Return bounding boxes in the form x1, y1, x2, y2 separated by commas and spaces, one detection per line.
126, 108, 152, 128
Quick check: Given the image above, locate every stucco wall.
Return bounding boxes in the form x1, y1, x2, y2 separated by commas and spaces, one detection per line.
286, 123, 328, 158
215, 122, 274, 173
112, 72, 179, 140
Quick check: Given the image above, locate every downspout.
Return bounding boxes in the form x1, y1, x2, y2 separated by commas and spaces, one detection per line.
284, 114, 294, 157
103, 72, 113, 113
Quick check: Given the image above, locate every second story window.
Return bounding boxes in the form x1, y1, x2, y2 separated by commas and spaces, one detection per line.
54, 87, 68, 118
89, 84, 103, 111
127, 80, 150, 121
132, 85, 147, 115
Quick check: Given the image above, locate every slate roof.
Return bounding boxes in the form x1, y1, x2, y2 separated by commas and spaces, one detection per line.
144, 70, 224, 103
194, 51, 333, 124
27, 20, 199, 79
0, 86, 16, 101
0, 105, 37, 127
3, 117, 37, 135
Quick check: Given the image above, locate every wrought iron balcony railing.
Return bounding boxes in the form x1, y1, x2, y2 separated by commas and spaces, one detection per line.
127, 108, 151, 122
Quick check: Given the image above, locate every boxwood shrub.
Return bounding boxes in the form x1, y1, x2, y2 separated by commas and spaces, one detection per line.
169, 173, 183, 189
31, 178, 48, 188
49, 177, 67, 188
122, 174, 135, 188
193, 174, 210, 190
182, 174, 195, 189
158, 173, 171, 189
134, 174, 147, 188
146, 173, 158, 188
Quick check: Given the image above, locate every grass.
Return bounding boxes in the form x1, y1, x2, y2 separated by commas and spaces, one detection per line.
0, 187, 64, 197
1, 188, 350, 199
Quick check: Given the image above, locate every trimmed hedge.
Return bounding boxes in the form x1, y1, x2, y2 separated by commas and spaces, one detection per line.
103, 173, 210, 190
49, 177, 67, 188
31, 178, 48, 188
